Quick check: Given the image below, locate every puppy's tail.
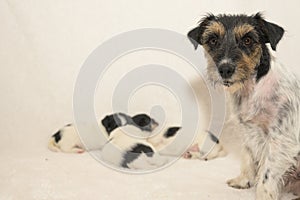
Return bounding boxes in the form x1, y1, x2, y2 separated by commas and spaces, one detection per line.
48, 131, 61, 152
147, 127, 181, 148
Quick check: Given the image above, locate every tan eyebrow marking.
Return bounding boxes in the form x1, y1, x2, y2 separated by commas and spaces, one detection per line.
234, 24, 255, 38
202, 21, 225, 41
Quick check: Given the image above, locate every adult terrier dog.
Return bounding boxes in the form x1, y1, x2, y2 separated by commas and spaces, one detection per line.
188, 13, 300, 199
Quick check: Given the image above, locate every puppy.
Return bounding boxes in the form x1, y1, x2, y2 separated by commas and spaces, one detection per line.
100, 124, 181, 169
48, 113, 157, 153
48, 123, 85, 153
188, 13, 300, 199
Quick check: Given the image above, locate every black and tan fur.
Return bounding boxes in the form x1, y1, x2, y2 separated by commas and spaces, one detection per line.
188, 13, 300, 200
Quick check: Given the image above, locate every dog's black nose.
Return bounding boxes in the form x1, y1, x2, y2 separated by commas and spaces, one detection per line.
218, 65, 235, 79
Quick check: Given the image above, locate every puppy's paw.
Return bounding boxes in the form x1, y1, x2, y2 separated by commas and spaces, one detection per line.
77, 150, 85, 154
183, 144, 201, 159
183, 151, 193, 159
71, 147, 85, 154
227, 175, 253, 189
182, 151, 201, 159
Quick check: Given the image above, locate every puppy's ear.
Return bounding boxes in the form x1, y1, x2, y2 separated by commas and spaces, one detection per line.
101, 116, 109, 127
254, 13, 284, 51
132, 114, 150, 127
187, 14, 216, 49
101, 115, 114, 131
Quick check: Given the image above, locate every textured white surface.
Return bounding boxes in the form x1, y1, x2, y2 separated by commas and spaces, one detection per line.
0, 151, 240, 200
1, 151, 297, 200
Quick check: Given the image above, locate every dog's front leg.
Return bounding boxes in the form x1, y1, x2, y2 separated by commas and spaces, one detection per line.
227, 146, 256, 189
255, 138, 299, 200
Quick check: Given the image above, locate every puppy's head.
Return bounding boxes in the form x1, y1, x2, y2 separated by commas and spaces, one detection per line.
188, 13, 284, 92
131, 114, 159, 132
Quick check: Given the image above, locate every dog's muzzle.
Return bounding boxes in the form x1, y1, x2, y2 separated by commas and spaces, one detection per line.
218, 64, 235, 79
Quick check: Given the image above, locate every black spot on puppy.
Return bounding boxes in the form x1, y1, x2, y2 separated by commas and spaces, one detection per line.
53, 130, 61, 143
121, 143, 154, 168
164, 127, 181, 138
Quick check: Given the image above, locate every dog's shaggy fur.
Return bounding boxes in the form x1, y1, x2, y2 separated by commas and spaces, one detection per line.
188, 13, 300, 199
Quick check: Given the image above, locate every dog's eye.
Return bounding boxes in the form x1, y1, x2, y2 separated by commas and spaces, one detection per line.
209, 38, 218, 46
243, 37, 252, 46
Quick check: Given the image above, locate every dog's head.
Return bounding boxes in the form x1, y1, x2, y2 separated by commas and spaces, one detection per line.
188, 13, 284, 92
131, 114, 159, 132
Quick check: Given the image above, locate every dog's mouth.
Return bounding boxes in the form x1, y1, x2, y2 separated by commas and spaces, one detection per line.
222, 80, 234, 87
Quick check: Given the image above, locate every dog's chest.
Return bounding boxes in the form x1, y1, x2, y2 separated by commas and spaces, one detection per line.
232, 83, 280, 134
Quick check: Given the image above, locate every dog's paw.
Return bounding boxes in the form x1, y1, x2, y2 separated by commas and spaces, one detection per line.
226, 176, 253, 189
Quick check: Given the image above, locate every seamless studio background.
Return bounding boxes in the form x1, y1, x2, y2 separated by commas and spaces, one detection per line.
1, 1, 300, 200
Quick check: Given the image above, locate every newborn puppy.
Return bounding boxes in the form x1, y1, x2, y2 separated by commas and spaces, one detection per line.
48, 113, 158, 153
48, 124, 85, 153
100, 125, 181, 169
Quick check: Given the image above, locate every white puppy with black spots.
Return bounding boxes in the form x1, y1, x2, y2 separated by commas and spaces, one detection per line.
48, 113, 157, 153
100, 124, 181, 169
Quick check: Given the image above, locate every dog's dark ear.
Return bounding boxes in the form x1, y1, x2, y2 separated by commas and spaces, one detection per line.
187, 14, 216, 50
254, 13, 284, 51
187, 27, 202, 50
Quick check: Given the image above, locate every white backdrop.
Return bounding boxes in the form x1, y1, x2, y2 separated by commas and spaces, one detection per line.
1, 1, 300, 200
